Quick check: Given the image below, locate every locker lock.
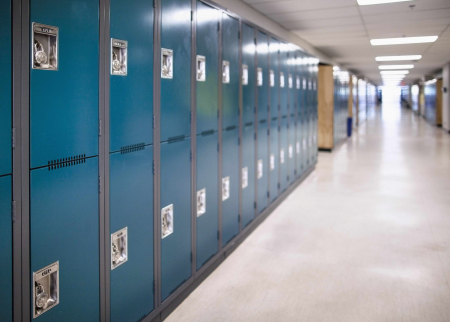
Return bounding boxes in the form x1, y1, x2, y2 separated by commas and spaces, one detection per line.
222, 177, 230, 201
280, 72, 285, 88
196, 55, 206, 82
161, 48, 173, 79
257, 160, 263, 179
242, 167, 248, 189
280, 149, 285, 164
197, 188, 206, 216
242, 65, 248, 85
111, 39, 127, 76
222, 61, 230, 84
296, 141, 300, 155
111, 227, 128, 269
270, 154, 275, 171
161, 204, 174, 238
289, 145, 293, 159
257, 68, 263, 87
296, 76, 300, 90
32, 23, 58, 70
33, 262, 59, 318
269, 70, 275, 87
288, 74, 293, 89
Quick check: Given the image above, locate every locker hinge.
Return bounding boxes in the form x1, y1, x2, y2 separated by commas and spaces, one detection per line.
11, 128, 15, 149
99, 120, 102, 136
152, 160, 155, 175
238, 214, 241, 223
278, 183, 280, 189
278, 104, 281, 111
11, 201, 16, 223
191, 11, 193, 21
99, 176, 102, 193
254, 201, 256, 209
190, 251, 193, 263
153, 114, 155, 129
217, 231, 220, 240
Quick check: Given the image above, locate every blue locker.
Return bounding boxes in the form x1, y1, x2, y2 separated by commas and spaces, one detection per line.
160, 0, 191, 141
269, 38, 279, 120
242, 23, 255, 125
288, 115, 296, 183
30, 0, 99, 168
222, 14, 239, 129
161, 138, 191, 300
280, 45, 288, 117
196, 133, 219, 269
0, 175, 12, 322
222, 128, 239, 246
280, 116, 288, 192
196, 2, 219, 135
30, 158, 100, 321
241, 124, 255, 228
257, 120, 268, 213
257, 31, 268, 122
269, 117, 278, 203
0, 0, 11, 176
110, 148, 154, 322
110, 0, 154, 151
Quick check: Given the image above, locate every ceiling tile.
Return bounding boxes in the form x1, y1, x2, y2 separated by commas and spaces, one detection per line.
359, 0, 450, 15
268, 6, 359, 22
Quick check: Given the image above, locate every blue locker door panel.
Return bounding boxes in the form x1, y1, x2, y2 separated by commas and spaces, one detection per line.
222, 14, 239, 129
196, 2, 219, 135
242, 23, 255, 125
241, 124, 255, 228
269, 38, 279, 120
110, 0, 154, 151
302, 117, 308, 170
257, 120, 268, 214
296, 117, 302, 176
269, 118, 278, 203
0, 0, 11, 176
288, 115, 296, 183
30, 0, 99, 168
160, 0, 191, 141
222, 128, 239, 246
280, 48, 288, 117
110, 148, 154, 322
30, 158, 99, 321
196, 133, 219, 269
161, 138, 191, 300
257, 31, 268, 122
0, 175, 12, 322
280, 117, 288, 192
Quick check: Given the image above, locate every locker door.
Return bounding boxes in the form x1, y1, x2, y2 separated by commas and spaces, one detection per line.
269, 117, 279, 202
110, 0, 154, 151
280, 116, 288, 192
161, 138, 191, 301
30, 0, 99, 169
222, 14, 239, 129
0, 176, 12, 322
288, 115, 296, 183
269, 38, 279, 120
301, 68, 308, 172
280, 45, 288, 117
30, 159, 100, 321
257, 120, 268, 213
196, 1, 219, 135
242, 23, 255, 125
160, 0, 191, 141
222, 128, 239, 245
110, 148, 153, 322
0, 0, 11, 177
241, 124, 255, 228
257, 31, 268, 122
196, 133, 219, 269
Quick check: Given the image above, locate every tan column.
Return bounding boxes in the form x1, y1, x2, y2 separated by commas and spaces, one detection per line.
436, 79, 443, 126
318, 65, 334, 150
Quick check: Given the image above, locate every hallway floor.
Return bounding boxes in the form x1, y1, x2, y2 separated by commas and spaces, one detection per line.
166, 104, 450, 322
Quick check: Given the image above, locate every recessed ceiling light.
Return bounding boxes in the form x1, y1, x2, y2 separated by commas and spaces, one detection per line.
380, 70, 409, 74
371, 36, 438, 46
358, 0, 414, 5
379, 65, 414, 70
376, 55, 422, 61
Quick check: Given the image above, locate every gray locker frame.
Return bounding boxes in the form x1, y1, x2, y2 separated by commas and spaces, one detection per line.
10, 0, 318, 321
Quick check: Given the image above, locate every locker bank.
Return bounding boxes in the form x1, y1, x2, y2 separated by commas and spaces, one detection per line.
1, 0, 318, 320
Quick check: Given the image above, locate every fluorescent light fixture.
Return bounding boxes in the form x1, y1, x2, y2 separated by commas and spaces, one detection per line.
379, 65, 414, 70
376, 55, 421, 61
380, 70, 409, 75
371, 36, 438, 46
425, 79, 437, 85
358, 0, 413, 5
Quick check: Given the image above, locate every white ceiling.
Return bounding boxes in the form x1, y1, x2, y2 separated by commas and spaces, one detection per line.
241, 0, 450, 85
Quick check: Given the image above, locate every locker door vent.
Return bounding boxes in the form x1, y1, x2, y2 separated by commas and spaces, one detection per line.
168, 135, 186, 143
47, 154, 86, 170
244, 122, 253, 128
225, 125, 237, 131
201, 129, 215, 136
259, 119, 266, 124
120, 143, 145, 154
271, 116, 277, 121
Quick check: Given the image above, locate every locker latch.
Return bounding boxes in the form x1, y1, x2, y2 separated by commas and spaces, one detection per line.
257, 68, 263, 86
161, 204, 174, 238
270, 153, 275, 171
111, 39, 127, 76
222, 177, 230, 201
280, 72, 285, 88
269, 70, 274, 87
197, 188, 206, 216
242, 65, 248, 85
289, 145, 293, 159
222, 61, 230, 84
33, 262, 59, 318
111, 227, 128, 269
257, 160, 263, 179
196, 55, 206, 82
280, 149, 285, 164
288, 74, 293, 89
161, 48, 173, 79
242, 167, 248, 189
32, 23, 58, 70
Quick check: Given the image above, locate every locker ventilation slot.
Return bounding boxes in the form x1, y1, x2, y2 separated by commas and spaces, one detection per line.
120, 143, 145, 154
259, 119, 266, 124
271, 117, 277, 121
282, 115, 287, 119
47, 155, 86, 170
168, 135, 186, 143
244, 122, 253, 127
225, 125, 237, 131
201, 130, 214, 136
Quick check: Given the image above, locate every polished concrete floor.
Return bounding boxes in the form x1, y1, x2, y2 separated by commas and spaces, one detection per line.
166, 103, 450, 322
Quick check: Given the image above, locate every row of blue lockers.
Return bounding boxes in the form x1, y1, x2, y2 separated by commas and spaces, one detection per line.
0, 0, 318, 321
